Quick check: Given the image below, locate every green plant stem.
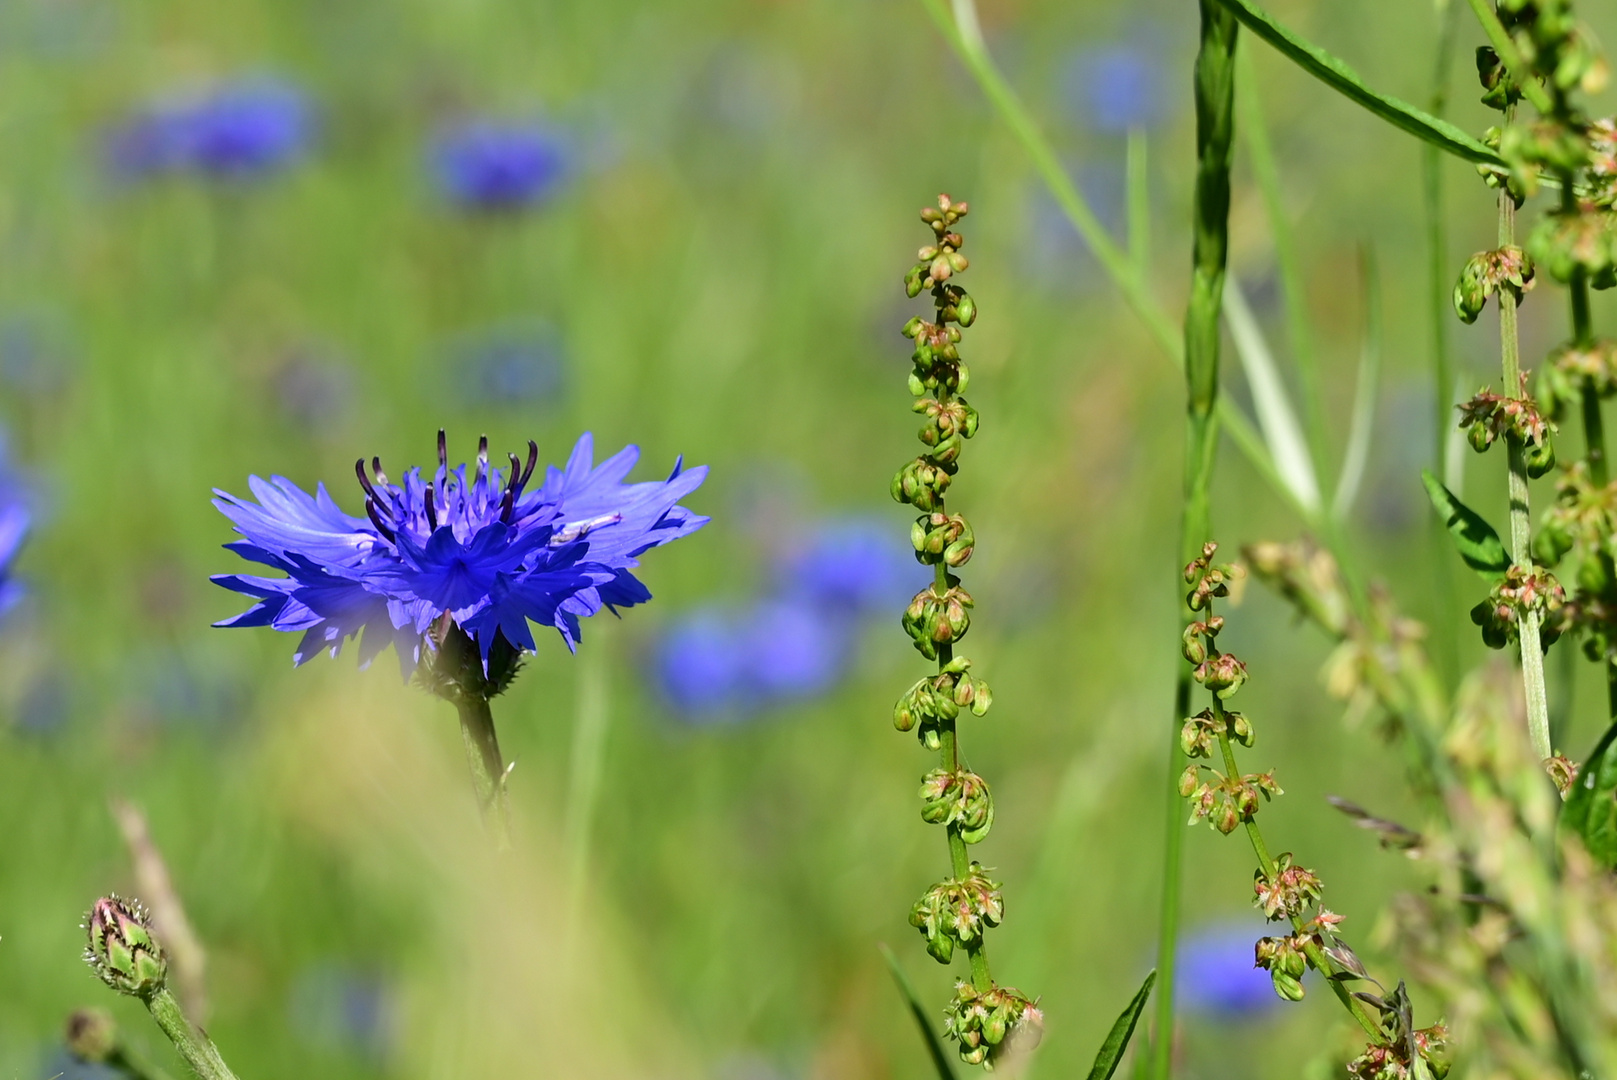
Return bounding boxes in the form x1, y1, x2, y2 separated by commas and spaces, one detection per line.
935, 570, 992, 993
1207, 698, 1383, 1040
457, 696, 513, 851
1152, 8, 1237, 1080
1495, 189, 1552, 760
144, 988, 239, 1080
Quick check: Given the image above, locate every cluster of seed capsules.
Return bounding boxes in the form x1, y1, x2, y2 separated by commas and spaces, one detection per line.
891, 195, 1040, 1069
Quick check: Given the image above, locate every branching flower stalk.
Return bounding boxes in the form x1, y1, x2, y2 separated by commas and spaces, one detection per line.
892, 195, 1041, 1070
1471, 0, 1617, 724
1178, 550, 1450, 1077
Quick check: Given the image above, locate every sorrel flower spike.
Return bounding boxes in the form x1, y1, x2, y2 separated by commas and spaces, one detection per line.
211, 430, 708, 680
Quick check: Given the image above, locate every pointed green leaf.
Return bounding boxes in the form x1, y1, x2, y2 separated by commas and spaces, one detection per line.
879, 944, 957, 1080
1421, 470, 1510, 579
1563, 721, 1617, 868
1086, 969, 1156, 1080
1211, 0, 1504, 167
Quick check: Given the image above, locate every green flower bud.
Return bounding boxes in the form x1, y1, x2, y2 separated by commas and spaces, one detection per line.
1230, 711, 1255, 747
968, 677, 991, 716
84, 896, 167, 1000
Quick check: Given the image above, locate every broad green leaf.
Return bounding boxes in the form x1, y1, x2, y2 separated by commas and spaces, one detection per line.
879, 944, 957, 1080
1563, 721, 1617, 868
1421, 470, 1510, 579
1086, 969, 1156, 1080
1211, 0, 1504, 168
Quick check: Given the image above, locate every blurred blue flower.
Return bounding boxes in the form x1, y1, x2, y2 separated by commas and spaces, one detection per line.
0, 440, 32, 619
650, 599, 850, 722
37, 1049, 122, 1080
776, 517, 929, 616
126, 647, 246, 732
430, 121, 569, 210
287, 963, 391, 1059
106, 77, 313, 181
212, 432, 707, 676
447, 321, 566, 407
1175, 923, 1282, 1019
1059, 42, 1172, 134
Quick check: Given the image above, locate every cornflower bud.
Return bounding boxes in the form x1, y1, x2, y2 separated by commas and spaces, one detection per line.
84, 896, 167, 1000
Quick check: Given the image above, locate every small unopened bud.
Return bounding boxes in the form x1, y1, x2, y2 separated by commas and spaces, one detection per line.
1271, 970, 1305, 1001
65, 1008, 118, 1063
84, 896, 167, 1000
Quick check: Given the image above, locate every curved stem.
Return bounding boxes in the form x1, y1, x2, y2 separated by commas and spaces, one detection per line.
458, 696, 513, 851
144, 989, 239, 1080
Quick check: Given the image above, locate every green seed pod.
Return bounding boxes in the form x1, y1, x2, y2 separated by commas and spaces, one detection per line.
1525, 436, 1556, 479
960, 800, 994, 844
983, 1006, 1009, 1047
956, 293, 977, 327
926, 932, 955, 964
1468, 422, 1493, 454
1579, 551, 1614, 596
1179, 720, 1204, 758
905, 267, 925, 298
84, 896, 167, 1001
1178, 765, 1201, 797
1271, 971, 1306, 1002
1230, 712, 1255, 747
969, 677, 991, 716
1533, 519, 1574, 567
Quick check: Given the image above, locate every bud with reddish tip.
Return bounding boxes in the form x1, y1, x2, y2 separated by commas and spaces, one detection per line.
84, 896, 167, 1000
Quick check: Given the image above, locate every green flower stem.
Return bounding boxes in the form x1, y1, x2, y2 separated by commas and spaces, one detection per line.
934, 498, 992, 993
145, 988, 240, 1080
1207, 697, 1383, 1041
1152, 7, 1237, 1079
1495, 187, 1553, 760
457, 695, 513, 851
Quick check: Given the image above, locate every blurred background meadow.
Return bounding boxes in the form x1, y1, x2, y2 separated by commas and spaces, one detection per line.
4, 0, 1617, 1077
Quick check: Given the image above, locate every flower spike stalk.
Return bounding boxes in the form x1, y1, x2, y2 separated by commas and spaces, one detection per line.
892, 195, 1041, 1070
84, 896, 240, 1080
1177, 552, 1450, 1077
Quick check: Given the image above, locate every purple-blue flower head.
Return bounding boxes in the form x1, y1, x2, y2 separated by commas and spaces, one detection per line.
1175, 923, 1283, 1019
212, 431, 706, 677
430, 121, 569, 211
106, 77, 313, 181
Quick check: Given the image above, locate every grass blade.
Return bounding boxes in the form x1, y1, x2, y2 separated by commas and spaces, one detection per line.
1238, 49, 1328, 486
1224, 280, 1322, 514
1211, 0, 1504, 167
1088, 969, 1156, 1080
1333, 246, 1382, 520
879, 944, 958, 1080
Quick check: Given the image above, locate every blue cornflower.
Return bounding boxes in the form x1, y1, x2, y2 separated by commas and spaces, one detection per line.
212, 430, 707, 679
1175, 923, 1283, 1019
430, 121, 569, 210
1059, 42, 1171, 134
776, 516, 930, 616
106, 77, 313, 181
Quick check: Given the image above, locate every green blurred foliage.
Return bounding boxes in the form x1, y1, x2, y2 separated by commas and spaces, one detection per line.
2, 0, 1617, 1077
